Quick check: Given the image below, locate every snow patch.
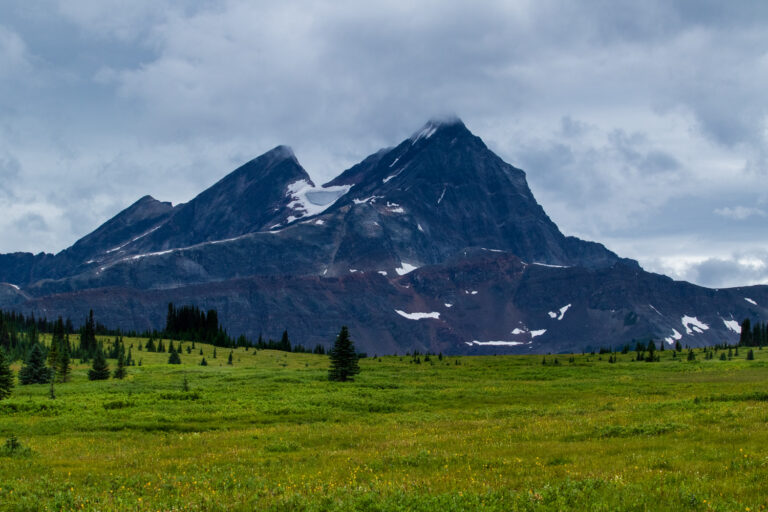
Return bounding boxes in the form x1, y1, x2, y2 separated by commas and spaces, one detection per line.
532, 262, 570, 268
444, 303, 453, 308
649, 304, 663, 316
723, 319, 741, 334
2, 283, 20, 291
548, 304, 571, 321
286, 180, 350, 220
131, 249, 174, 260
681, 316, 709, 335
395, 310, 440, 320
530, 329, 547, 338
315, 219, 325, 225
437, 186, 446, 205
383, 163, 410, 184
412, 124, 438, 143
511, 328, 526, 335
386, 202, 405, 214
377, 271, 387, 276
106, 224, 162, 254
353, 195, 382, 205
481, 248, 503, 253
745, 297, 757, 305
349, 269, 358, 273
395, 263, 418, 275
417, 223, 425, 233
470, 340, 524, 346
664, 329, 683, 345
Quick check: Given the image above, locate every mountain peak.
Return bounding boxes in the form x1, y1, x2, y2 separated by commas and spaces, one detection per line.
410, 116, 466, 141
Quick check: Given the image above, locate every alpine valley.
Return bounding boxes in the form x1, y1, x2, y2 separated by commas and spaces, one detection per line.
0, 119, 765, 354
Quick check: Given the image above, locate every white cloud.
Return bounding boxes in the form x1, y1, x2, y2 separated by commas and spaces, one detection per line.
713, 206, 766, 220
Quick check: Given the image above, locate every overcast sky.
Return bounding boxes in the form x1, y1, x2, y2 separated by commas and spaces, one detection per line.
1, 1, 767, 288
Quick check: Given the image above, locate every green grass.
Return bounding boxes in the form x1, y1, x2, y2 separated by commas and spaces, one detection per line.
1, 339, 767, 511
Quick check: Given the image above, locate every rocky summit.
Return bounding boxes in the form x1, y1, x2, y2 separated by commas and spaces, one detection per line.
1, 119, 765, 354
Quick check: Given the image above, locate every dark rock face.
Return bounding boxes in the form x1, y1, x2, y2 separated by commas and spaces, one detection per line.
0, 118, 764, 353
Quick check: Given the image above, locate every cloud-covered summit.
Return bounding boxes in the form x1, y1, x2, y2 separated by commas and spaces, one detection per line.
0, 0, 767, 287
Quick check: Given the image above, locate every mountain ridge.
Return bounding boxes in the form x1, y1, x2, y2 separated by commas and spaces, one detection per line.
0, 118, 763, 354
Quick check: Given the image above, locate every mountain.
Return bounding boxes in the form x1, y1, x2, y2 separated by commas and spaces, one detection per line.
0, 118, 765, 354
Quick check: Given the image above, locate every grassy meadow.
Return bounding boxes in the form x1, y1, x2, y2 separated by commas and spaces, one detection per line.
1, 337, 768, 511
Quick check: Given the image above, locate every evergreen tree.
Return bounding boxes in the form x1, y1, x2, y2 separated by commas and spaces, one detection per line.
213, 347, 217, 359
19, 344, 53, 384
747, 349, 755, 360
113, 344, 127, 379
739, 318, 752, 346
88, 348, 110, 381
645, 339, 656, 362
200, 357, 208, 366
227, 351, 233, 365
56, 338, 71, 383
47, 333, 59, 368
79, 309, 98, 357
145, 337, 156, 352
279, 330, 291, 352
0, 348, 13, 400
328, 326, 360, 382
168, 346, 181, 365
687, 349, 696, 361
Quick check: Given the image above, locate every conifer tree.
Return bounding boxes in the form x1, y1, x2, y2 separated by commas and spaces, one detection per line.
279, 330, 291, 352
213, 347, 217, 359
168, 346, 181, 364
0, 348, 13, 400
328, 326, 360, 382
227, 351, 233, 365
145, 337, 156, 352
47, 334, 59, 367
200, 357, 208, 366
113, 344, 127, 379
747, 349, 755, 360
88, 348, 110, 381
740, 319, 752, 346
56, 338, 71, 383
19, 344, 53, 384
79, 310, 98, 358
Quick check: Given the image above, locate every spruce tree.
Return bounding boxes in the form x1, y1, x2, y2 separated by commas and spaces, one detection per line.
279, 330, 291, 352
227, 351, 233, 365
200, 357, 208, 366
0, 348, 13, 400
113, 344, 127, 379
19, 344, 53, 384
56, 339, 71, 383
328, 326, 360, 382
88, 348, 110, 381
168, 346, 181, 365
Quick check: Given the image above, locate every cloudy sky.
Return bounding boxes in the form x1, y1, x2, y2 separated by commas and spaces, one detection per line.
1, 1, 767, 287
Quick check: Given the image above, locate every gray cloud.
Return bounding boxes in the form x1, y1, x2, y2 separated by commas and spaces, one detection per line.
0, 0, 767, 286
